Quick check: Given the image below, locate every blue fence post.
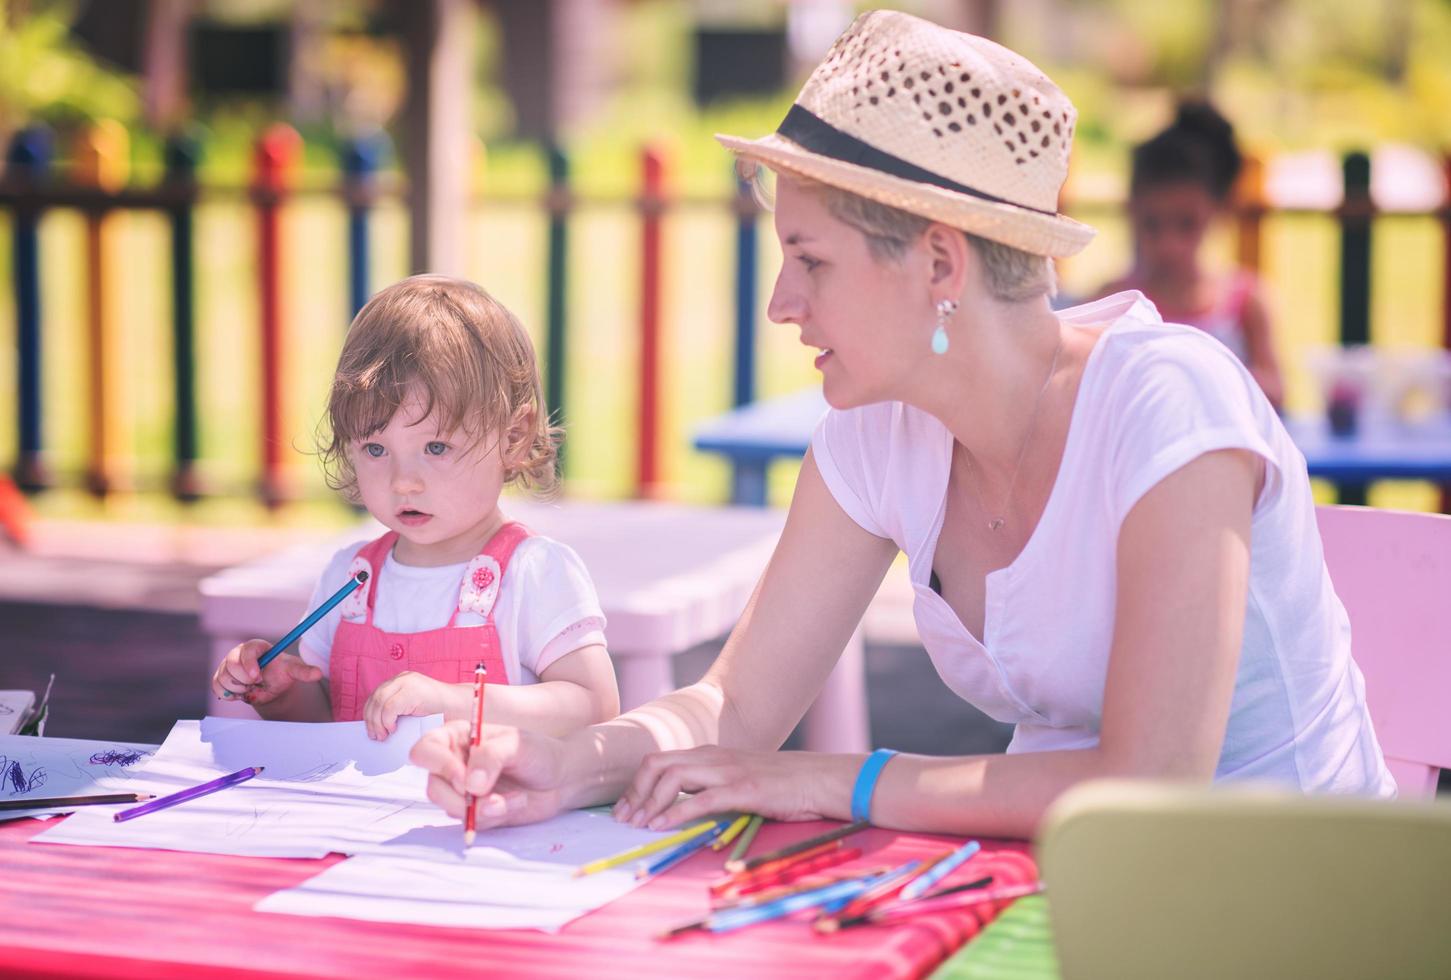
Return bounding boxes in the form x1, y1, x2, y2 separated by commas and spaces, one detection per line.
165, 130, 203, 500
341, 132, 387, 319
732, 166, 758, 410
7, 126, 53, 491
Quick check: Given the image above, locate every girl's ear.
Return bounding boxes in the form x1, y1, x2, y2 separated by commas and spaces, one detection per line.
503, 405, 536, 470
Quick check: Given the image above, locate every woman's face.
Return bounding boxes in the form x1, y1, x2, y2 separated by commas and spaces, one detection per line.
767, 179, 926, 409
1128, 180, 1218, 281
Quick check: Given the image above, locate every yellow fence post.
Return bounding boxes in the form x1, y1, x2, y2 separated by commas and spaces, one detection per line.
73, 119, 131, 497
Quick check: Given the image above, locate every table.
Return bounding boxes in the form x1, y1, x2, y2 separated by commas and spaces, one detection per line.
694, 388, 1451, 506
0, 816, 1030, 979
199, 498, 869, 753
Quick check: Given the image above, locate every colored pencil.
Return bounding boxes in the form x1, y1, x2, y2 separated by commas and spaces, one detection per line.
574, 817, 726, 877
0, 792, 155, 811
712, 813, 751, 850
811, 857, 931, 931
714, 839, 845, 893
723, 845, 863, 899
899, 839, 981, 900
726, 814, 763, 865
713, 862, 890, 911
637, 821, 727, 879
726, 819, 868, 874
462, 662, 488, 846
256, 571, 368, 670
660, 869, 891, 940
822, 875, 994, 932
114, 766, 264, 822
864, 881, 1043, 926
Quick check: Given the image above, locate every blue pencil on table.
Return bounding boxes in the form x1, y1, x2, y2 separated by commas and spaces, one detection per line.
114, 766, 264, 822
899, 839, 981, 901
256, 570, 368, 670
705, 869, 893, 934
637, 819, 729, 879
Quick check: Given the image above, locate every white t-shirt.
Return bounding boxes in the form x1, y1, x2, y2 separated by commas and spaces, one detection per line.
812, 291, 1395, 797
298, 534, 607, 685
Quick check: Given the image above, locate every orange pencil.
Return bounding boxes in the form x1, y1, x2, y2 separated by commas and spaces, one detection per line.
463, 662, 487, 846
711, 839, 844, 895
726, 845, 863, 899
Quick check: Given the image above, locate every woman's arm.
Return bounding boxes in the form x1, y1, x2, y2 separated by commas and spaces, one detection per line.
410, 450, 900, 824
614, 447, 1260, 837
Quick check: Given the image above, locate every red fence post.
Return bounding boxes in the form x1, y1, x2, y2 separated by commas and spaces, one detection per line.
637, 145, 666, 498
252, 123, 301, 508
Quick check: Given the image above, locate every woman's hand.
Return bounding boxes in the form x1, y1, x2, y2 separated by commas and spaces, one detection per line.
612, 747, 846, 830
363, 671, 466, 741
409, 719, 568, 830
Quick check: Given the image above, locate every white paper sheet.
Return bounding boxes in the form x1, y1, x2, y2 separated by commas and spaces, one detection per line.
0, 734, 157, 821
257, 808, 672, 931
35, 716, 443, 857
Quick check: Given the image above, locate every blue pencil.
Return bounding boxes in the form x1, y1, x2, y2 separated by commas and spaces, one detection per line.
257, 571, 368, 669
899, 839, 981, 901
637, 820, 728, 879
706, 870, 892, 933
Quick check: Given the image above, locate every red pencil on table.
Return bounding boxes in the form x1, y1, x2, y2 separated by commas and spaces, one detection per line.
717, 847, 865, 902
463, 662, 487, 846
710, 839, 845, 895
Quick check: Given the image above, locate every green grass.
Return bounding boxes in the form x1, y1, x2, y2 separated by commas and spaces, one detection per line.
0, 171, 1444, 524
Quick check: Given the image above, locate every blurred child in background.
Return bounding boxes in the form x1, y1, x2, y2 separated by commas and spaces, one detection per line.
1098, 101, 1284, 409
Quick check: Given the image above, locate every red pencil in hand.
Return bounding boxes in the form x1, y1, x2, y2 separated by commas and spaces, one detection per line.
463, 662, 487, 846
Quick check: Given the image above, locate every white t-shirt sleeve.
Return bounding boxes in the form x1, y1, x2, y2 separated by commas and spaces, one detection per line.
297, 539, 370, 675
810, 404, 893, 540
504, 537, 608, 678
1105, 340, 1283, 526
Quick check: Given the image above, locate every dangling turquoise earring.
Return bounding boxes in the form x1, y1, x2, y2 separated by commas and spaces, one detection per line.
932, 299, 957, 355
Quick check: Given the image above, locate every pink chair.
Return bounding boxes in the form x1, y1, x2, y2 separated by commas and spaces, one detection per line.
1316, 504, 1451, 797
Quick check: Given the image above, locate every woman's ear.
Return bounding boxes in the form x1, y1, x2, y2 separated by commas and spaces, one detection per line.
923, 222, 970, 300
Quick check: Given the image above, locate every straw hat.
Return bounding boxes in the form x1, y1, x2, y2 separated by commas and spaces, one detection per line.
717, 10, 1095, 258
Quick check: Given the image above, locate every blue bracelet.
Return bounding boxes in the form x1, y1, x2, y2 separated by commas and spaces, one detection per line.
850, 748, 899, 823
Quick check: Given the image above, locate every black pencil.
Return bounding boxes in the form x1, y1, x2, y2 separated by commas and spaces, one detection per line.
725, 819, 870, 874
0, 792, 156, 811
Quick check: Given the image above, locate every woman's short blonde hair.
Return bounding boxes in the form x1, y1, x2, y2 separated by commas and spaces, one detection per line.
319, 274, 560, 501
755, 169, 1057, 302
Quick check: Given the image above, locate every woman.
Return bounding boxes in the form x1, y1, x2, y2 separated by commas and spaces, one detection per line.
412, 10, 1395, 840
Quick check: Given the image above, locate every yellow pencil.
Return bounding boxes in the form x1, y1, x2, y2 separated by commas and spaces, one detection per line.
712, 814, 752, 851
574, 818, 725, 877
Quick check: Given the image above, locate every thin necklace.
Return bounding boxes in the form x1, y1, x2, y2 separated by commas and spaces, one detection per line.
963, 332, 1064, 532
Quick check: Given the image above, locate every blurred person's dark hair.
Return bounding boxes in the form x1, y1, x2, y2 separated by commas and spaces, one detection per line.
1130, 101, 1242, 202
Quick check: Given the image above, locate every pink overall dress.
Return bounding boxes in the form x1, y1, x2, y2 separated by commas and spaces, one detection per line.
328, 523, 530, 722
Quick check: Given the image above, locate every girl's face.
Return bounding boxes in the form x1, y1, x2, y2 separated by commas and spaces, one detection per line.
766, 179, 927, 409
1129, 180, 1218, 281
349, 386, 511, 566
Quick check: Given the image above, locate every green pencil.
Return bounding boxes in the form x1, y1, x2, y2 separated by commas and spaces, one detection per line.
727, 814, 764, 866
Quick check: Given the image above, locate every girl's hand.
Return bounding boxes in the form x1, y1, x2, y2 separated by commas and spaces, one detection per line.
211, 641, 322, 706
612, 747, 836, 831
363, 671, 463, 740
409, 719, 567, 830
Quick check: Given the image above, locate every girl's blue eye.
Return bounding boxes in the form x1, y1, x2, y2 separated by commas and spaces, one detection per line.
425, 441, 449, 456
363, 443, 385, 458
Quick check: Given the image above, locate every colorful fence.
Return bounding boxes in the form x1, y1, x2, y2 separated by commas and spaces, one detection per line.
1, 121, 1449, 507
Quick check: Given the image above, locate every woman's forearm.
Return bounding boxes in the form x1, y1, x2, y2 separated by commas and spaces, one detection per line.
864, 747, 1121, 839
556, 680, 728, 810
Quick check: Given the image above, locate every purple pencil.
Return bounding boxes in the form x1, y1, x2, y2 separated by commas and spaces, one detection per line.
113, 766, 265, 822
